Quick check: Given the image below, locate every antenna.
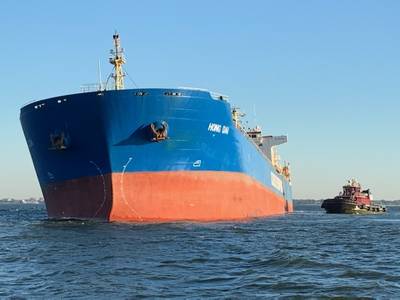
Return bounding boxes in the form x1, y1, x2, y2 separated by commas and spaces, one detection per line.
109, 31, 126, 90
98, 58, 103, 91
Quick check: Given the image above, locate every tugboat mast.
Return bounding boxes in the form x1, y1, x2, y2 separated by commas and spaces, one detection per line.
109, 32, 125, 90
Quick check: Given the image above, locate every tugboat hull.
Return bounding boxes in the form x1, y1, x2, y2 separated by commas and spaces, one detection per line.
321, 198, 356, 214
321, 198, 386, 214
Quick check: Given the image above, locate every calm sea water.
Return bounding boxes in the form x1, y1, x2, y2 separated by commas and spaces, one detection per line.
1, 202, 399, 299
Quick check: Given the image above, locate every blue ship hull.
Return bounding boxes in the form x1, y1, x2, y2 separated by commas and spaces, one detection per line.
20, 88, 293, 221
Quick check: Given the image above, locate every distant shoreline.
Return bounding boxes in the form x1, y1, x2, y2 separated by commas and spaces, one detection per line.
0, 198, 43, 204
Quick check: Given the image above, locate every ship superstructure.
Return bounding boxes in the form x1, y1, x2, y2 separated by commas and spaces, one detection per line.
20, 34, 293, 221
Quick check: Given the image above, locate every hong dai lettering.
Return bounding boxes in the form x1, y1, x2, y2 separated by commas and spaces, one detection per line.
208, 123, 229, 135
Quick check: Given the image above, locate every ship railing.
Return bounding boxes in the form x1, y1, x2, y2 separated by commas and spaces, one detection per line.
210, 92, 229, 101
80, 83, 107, 93
177, 87, 229, 102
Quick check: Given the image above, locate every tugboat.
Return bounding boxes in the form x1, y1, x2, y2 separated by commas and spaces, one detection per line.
321, 179, 386, 214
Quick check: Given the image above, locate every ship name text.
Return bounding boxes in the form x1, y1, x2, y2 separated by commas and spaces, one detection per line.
208, 123, 229, 135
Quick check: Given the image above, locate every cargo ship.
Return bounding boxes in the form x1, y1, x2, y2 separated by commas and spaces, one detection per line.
321, 179, 386, 214
20, 33, 293, 222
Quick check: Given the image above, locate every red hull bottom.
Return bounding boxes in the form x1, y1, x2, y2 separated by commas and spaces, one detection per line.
42, 171, 293, 222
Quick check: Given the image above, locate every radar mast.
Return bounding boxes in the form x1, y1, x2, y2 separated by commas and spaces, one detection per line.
109, 32, 125, 90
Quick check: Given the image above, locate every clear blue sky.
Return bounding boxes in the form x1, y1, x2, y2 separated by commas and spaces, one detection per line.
1, 0, 399, 200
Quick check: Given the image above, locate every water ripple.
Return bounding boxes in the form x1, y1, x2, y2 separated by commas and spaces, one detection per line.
1, 203, 400, 298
